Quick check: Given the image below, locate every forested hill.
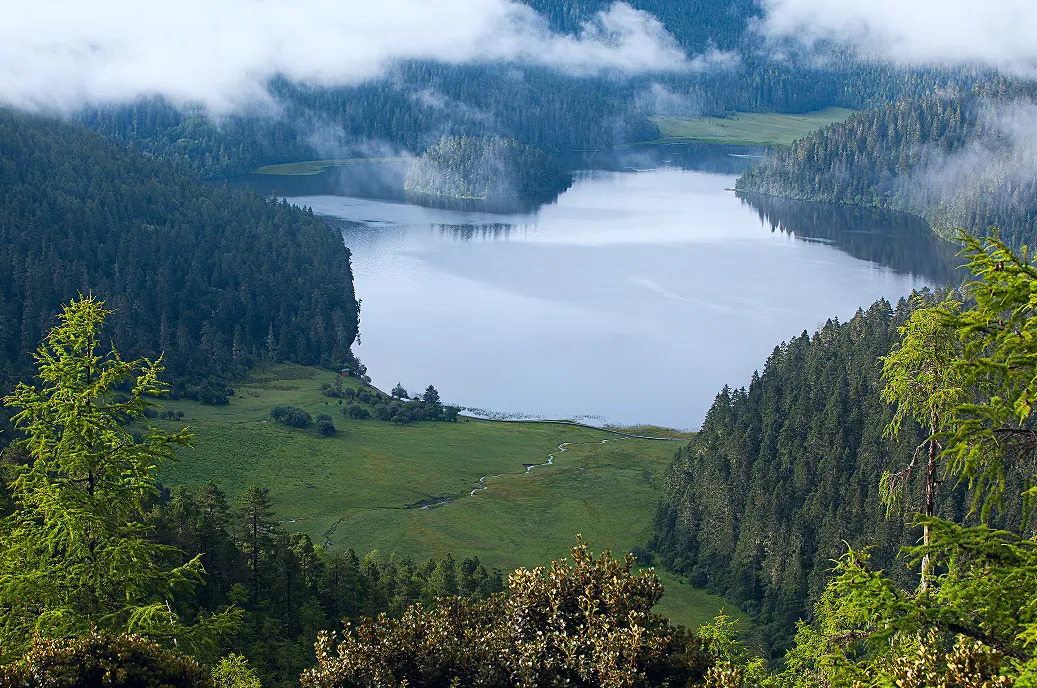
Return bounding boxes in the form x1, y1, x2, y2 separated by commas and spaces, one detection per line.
736, 89, 1037, 247
404, 136, 572, 200
523, 0, 757, 51
0, 110, 359, 400
653, 298, 965, 656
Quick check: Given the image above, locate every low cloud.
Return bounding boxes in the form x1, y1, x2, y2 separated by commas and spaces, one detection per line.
898, 100, 1037, 228
757, 0, 1037, 76
636, 83, 705, 118
0, 0, 703, 113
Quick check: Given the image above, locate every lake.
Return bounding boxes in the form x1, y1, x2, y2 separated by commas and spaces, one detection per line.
257, 147, 957, 429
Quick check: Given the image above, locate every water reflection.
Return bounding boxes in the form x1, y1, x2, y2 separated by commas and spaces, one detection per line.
737, 192, 962, 284
226, 159, 572, 214
437, 223, 514, 241
224, 144, 760, 216
565, 144, 761, 176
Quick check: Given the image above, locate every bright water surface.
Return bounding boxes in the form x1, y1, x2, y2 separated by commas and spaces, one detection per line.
268, 148, 957, 429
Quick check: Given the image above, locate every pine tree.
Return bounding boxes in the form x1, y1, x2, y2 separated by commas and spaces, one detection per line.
237, 486, 275, 603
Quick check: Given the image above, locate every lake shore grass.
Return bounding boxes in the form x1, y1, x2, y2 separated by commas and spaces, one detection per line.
642, 107, 856, 147
253, 157, 409, 176
154, 363, 740, 629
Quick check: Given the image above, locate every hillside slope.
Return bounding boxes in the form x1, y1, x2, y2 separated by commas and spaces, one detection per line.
0, 110, 359, 400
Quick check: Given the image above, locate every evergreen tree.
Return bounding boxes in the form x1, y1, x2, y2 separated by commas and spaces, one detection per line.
237, 486, 275, 604
0, 297, 236, 660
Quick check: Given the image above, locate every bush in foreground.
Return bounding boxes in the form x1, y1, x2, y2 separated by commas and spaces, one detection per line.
0, 632, 213, 688
301, 538, 712, 688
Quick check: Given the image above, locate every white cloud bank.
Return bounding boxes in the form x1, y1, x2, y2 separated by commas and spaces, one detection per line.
0, 0, 717, 112
758, 0, 1037, 76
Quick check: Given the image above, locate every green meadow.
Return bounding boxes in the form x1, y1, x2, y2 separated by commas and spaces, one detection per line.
253, 157, 409, 175
155, 364, 742, 629
647, 107, 856, 146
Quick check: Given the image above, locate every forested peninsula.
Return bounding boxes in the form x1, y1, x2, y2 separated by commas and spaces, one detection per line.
404, 136, 572, 200
737, 85, 1037, 247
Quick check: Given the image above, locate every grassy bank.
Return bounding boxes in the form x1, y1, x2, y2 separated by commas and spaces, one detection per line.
155, 364, 741, 629
646, 107, 855, 147
253, 157, 408, 176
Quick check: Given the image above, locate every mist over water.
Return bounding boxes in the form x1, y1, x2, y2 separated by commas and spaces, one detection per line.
270, 149, 950, 429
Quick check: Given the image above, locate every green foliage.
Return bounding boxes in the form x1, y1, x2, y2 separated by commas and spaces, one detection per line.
213, 654, 262, 688
0, 632, 214, 688
269, 405, 312, 428
315, 414, 336, 437
880, 294, 966, 586
0, 298, 236, 660
0, 109, 359, 409
404, 136, 572, 200
301, 538, 713, 688
940, 233, 1037, 518
770, 521, 1037, 687
697, 612, 766, 687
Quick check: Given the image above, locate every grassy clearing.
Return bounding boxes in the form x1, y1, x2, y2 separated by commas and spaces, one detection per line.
155, 364, 742, 628
646, 107, 856, 147
253, 157, 409, 176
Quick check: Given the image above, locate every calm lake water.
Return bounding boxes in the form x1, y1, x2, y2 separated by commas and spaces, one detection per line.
263, 148, 957, 429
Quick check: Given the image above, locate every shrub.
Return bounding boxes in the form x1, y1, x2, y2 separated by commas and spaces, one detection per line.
270, 405, 312, 428
198, 381, 231, 405
301, 539, 711, 688
316, 414, 336, 437
344, 404, 371, 420
212, 653, 261, 688
373, 404, 393, 421
1, 632, 213, 688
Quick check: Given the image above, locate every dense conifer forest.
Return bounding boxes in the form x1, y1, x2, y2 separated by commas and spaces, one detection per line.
654, 299, 930, 655
654, 282, 1033, 662
737, 86, 1037, 247
0, 110, 359, 408
404, 136, 571, 199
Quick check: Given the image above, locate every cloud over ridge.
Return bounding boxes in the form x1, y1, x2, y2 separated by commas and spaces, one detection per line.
758, 0, 1037, 77
0, 0, 712, 112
